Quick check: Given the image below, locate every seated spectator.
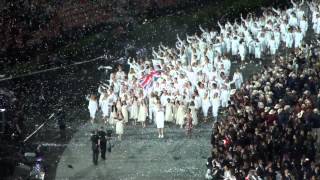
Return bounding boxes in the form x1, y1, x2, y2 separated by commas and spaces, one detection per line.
207, 43, 320, 179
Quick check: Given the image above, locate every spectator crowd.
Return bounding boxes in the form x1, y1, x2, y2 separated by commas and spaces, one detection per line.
206, 1, 320, 179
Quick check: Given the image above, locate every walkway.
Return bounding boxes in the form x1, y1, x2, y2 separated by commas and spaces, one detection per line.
55, 122, 212, 180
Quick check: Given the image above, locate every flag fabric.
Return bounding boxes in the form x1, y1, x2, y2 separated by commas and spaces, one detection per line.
139, 70, 161, 91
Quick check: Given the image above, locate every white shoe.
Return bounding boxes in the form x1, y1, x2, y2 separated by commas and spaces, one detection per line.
158, 135, 161, 138
161, 135, 164, 138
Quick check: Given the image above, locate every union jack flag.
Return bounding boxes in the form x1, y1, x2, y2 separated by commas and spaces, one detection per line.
139, 70, 161, 91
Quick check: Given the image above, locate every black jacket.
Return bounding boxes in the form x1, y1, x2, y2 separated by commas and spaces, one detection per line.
91, 134, 99, 151
98, 130, 107, 144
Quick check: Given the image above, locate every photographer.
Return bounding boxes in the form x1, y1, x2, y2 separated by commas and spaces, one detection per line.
97, 127, 107, 160
90, 130, 100, 165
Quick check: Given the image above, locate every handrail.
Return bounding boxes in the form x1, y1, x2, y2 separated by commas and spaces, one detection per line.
23, 113, 55, 143
0, 55, 105, 82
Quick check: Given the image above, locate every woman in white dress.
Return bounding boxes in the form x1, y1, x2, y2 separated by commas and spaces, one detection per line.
294, 28, 303, 49
285, 28, 294, 49
115, 111, 124, 141
86, 95, 98, 123
176, 101, 186, 128
201, 93, 211, 122
299, 15, 308, 36
116, 99, 122, 112
268, 36, 277, 59
155, 103, 165, 138
232, 69, 244, 90
137, 100, 147, 128
130, 96, 139, 125
254, 39, 262, 63
109, 103, 117, 128
172, 99, 179, 123
165, 99, 174, 123
189, 101, 198, 126
100, 95, 110, 124
128, 68, 136, 82
220, 85, 230, 108
211, 92, 220, 121
121, 102, 129, 124
238, 40, 246, 68
231, 36, 239, 57
148, 93, 157, 124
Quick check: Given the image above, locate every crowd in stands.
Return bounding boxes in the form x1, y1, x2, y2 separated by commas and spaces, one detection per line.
0, 0, 193, 53
0, 0, 125, 51
206, 1, 320, 179
207, 47, 320, 180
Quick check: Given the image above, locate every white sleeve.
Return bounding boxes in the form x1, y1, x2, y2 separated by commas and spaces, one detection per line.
299, 0, 304, 7
291, 0, 297, 8
272, 8, 281, 16
98, 86, 103, 94
199, 25, 206, 34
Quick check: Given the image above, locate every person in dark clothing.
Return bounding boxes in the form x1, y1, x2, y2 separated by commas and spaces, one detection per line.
56, 108, 66, 140
316, 93, 320, 110
35, 144, 44, 159
311, 109, 320, 147
91, 130, 100, 165
106, 128, 113, 152
97, 127, 107, 160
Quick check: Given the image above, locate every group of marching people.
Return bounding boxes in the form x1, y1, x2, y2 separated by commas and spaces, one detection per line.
86, 0, 312, 140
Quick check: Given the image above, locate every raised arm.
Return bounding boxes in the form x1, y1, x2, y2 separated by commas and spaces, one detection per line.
241, 15, 249, 27
186, 34, 194, 44
195, 34, 202, 42
299, 0, 304, 7
154, 63, 163, 71
152, 48, 160, 57
128, 58, 141, 73
199, 25, 207, 34
127, 58, 135, 68
127, 57, 134, 67
234, 18, 239, 26
177, 34, 183, 44
160, 42, 168, 50
307, 1, 313, 10
291, 0, 297, 8
176, 41, 182, 49
240, 13, 245, 22
272, 8, 281, 16
153, 50, 166, 60
98, 65, 112, 71
217, 21, 223, 31
158, 46, 166, 54
98, 86, 103, 94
